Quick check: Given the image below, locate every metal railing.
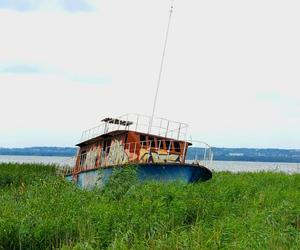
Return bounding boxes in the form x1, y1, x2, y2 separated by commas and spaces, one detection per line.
185, 140, 214, 168
72, 139, 213, 174
57, 156, 77, 176
79, 113, 189, 144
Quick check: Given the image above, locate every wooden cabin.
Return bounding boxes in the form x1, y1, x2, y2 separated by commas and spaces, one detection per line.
72, 114, 191, 176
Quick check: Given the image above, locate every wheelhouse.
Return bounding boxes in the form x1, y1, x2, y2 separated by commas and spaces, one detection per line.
72, 114, 191, 175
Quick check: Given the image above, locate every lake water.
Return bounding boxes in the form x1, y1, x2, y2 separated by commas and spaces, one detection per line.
0, 155, 74, 166
0, 155, 299, 174
210, 160, 300, 174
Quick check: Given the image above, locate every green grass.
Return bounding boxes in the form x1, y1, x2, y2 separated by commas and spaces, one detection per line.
0, 163, 300, 249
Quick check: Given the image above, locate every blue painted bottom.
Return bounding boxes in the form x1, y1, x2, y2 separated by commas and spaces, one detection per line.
66, 163, 212, 189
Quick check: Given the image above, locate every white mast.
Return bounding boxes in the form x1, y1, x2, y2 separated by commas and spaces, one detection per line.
148, 1, 174, 133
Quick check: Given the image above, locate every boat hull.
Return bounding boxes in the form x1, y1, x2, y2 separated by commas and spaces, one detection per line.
66, 163, 212, 189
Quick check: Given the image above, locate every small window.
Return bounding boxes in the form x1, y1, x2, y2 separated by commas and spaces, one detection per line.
148, 137, 156, 147
140, 135, 147, 147
174, 141, 181, 153
107, 139, 111, 153
140, 135, 146, 143
80, 151, 86, 166
165, 140, 171, 150
103, 139, 111, 153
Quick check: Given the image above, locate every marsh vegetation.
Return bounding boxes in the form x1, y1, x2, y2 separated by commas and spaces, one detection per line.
0, 163, 300, 249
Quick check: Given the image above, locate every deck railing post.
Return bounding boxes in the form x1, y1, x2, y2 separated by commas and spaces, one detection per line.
86, 153, 88, 171
133, 142, 137, 163
113, 145, 119, 165
167, 140, 171, 162
82, 156, 84, 171
115, 144, 119, 165
158, 140, 161, 162
102, 149, 105, 167
79, 154, 82, 172
126, 114, 129, 130
104, 149, 107, 167
110, 145, 114, 165
177, 123, 181, 140
128, 143, 131, 163
158, 119, 163, 135
165, 121, 169, 137
121, 143, 125, 163
135, 115, 139, 131
85, 153, 88, 171
147, 116, 151, 134
106, 148, 109, 167
115, 144, 118, 165
98, 147, 101, 167
182, 142, 187, 164
148, 140, 152, 163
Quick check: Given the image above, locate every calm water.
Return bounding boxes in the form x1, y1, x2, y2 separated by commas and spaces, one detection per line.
0, 155, 299, 173
210, 160, 300, 174
0, 155, 74, 166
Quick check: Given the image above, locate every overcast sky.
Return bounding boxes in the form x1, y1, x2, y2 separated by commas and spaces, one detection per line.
0, 0, 299, 149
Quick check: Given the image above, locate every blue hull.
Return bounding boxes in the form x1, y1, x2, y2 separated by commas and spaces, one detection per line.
66, 163, 212, 189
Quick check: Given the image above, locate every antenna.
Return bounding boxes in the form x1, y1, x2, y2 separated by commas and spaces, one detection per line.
148, 1, 175, 133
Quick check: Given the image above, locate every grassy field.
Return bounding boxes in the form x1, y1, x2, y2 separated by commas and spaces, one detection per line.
0, 163, 300, 249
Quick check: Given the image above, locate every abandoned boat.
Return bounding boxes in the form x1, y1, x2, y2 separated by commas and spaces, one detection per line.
65, 4, 214, 188
66, 113, 213, 188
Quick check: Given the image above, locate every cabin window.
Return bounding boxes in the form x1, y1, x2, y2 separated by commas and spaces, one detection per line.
140, 134, 147, 147
103, 140, 107, 150
107, 139, 111, 153
165, 140, 171, 150
140, 134, 146, 143
156, 139, 163, 149
148, 136, 156, 148
174, 141, 181, 153
80, 151, 86, 166
103, 139, 111, 154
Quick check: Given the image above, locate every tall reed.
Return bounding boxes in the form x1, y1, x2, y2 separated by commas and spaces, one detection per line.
0, 163, 300, 249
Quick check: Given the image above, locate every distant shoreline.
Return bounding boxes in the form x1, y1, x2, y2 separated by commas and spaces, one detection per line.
0, 146, 300, 163
0, 147, 76, 157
